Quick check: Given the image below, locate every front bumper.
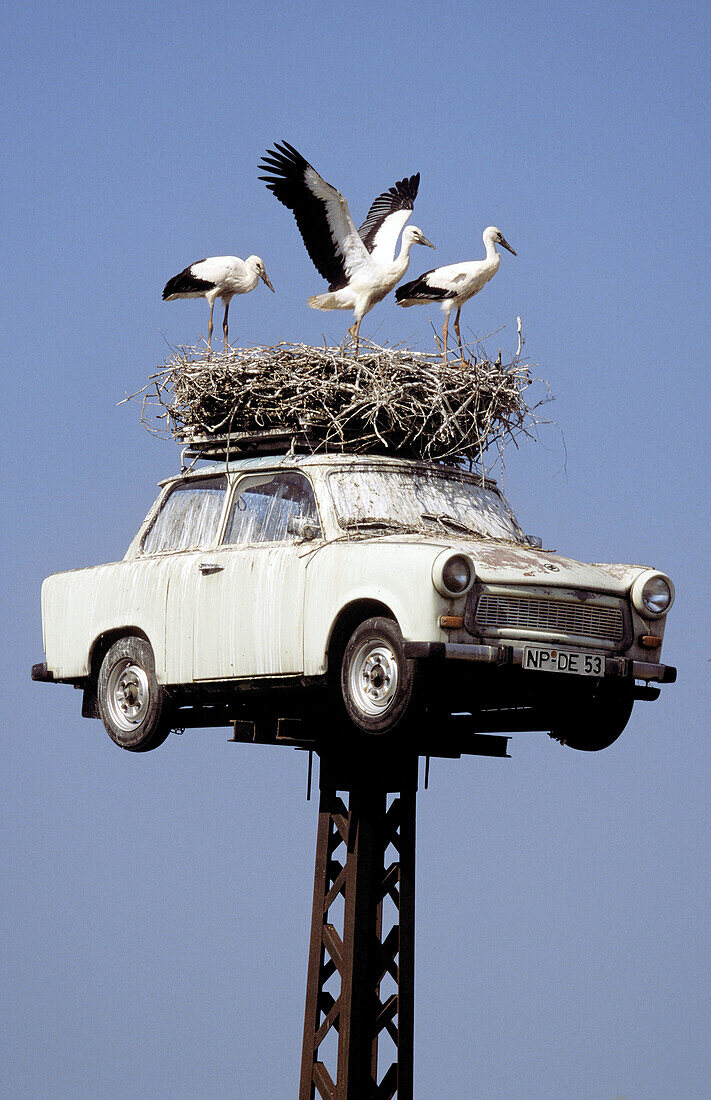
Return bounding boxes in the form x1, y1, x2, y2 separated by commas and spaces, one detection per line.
403, 642, 677, 684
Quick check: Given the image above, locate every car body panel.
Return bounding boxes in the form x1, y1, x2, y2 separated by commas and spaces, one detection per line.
302, 538, 452, 676
42, 557, 172, 680
459, 543, 645, 592
191, 543, 308, 679
38, 454, 674, 714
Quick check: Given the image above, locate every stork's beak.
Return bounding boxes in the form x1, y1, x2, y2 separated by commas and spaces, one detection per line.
261, 271, 275, 292
499, 236, 517, 256
420, 234, 436, 250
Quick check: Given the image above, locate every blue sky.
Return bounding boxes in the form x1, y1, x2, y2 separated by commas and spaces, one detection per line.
3, 1, 709, 1096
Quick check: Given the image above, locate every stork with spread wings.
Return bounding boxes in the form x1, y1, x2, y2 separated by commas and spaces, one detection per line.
260, 141, 434, 354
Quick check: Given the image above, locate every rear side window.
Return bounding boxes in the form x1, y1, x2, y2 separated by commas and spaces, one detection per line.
143, 477, 227, 553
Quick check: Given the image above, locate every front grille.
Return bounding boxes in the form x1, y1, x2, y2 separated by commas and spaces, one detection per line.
474, 593, 625, 644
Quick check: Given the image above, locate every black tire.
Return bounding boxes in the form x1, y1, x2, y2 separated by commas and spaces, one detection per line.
339, 617, 417, 735
548, 685, 634, 751
97, 636, 170, 752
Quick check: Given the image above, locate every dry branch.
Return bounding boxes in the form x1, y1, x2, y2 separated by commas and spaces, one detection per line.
126, 332, 552, 470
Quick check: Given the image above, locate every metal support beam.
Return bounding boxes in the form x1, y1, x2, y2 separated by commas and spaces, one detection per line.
300, 751, 417, 1100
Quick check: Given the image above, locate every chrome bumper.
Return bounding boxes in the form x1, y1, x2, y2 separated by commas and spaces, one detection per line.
403, 642, 677, 684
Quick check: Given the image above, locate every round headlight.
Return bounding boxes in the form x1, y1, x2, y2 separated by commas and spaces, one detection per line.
631, 570, 674, 619
432, 552, 474, 597
442, 556, 472, 593
641, 575, 673, 615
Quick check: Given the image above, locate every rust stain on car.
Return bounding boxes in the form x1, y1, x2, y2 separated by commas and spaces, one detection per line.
470, 545, 561, 573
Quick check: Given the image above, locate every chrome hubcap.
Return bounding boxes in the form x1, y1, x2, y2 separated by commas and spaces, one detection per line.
349, 638, 399, 717
106, 659, 150, 732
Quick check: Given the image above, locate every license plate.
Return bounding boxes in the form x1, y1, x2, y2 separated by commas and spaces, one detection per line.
523, 645, 604, 677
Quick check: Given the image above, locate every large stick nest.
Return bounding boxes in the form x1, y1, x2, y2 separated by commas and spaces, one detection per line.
129, 332, 551, 467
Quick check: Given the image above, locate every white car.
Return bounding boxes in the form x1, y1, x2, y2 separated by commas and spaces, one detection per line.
33, 453, 676, 753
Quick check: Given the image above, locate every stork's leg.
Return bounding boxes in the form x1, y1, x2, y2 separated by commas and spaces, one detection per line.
352, 318, 361, 358
347, 320, 361, 357
442, 313, 449, 364
223, 299, 230, 350
453, 307, 464, 360
207, 300, 215, 351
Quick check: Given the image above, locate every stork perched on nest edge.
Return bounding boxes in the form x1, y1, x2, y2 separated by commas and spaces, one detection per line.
259, 141, 434, 355
163, 255, 274, 351
396, 227, 516, 362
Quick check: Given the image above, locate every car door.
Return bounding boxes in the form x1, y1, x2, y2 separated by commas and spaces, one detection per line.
139, 474, 229, 683
192, 470, 322, 680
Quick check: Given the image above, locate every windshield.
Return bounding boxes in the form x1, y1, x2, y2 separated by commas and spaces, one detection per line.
328, 466, 524, 543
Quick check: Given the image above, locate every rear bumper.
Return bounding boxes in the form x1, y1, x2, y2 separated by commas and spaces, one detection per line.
31, 662, 55, 683
403, 642, 677, 684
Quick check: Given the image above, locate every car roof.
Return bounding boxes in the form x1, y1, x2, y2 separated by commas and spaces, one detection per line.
159, 452, 500, 491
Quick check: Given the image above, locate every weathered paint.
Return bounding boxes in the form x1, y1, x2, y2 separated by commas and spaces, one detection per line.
192, 544, 307, 679
302, 538, 453, 676
458, 544, 645, 593
42, 556, 175, 679
39, 454, 671, 686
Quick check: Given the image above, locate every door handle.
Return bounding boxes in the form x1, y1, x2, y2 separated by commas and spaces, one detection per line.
199, 561, 225, 575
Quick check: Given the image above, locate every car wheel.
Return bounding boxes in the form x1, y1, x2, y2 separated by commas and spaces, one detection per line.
98, 636, 170, 752
548, 686, 634, 751
340, 617, 417, 735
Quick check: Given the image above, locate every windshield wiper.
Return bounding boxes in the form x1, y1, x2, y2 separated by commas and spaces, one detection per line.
341, 518, 421, 535
420, 512, 484, 538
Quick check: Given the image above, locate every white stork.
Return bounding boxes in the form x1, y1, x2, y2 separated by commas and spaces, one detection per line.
162, 255, 274, 351
396, 227, 517, 362
259, 141, 434, 354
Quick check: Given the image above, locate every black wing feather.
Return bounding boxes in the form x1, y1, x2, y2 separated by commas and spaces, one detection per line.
259, 141, 348, 289
395, 269, 456, 302
358, 173, 420, 253
162, 261, 213, 299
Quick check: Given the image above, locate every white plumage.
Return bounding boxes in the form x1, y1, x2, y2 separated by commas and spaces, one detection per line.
163, 255, 274, 350
260, 141, 434, 354
396, 227, 516, 361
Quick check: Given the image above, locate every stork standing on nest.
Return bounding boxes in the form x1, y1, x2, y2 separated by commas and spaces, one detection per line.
396, 227, 516, 362
259, 141, 434, 355
162, 255, 274, 351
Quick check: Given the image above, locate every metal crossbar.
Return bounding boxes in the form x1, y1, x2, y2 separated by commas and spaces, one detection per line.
299, 756, 417, 1100
475, 592, 624, 643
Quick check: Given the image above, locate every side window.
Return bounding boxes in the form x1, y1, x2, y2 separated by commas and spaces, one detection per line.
142, 477, 227, 553
223, 472, 320, 545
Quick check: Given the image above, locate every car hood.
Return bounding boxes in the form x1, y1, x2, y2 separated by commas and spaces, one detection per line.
461, 543, 650, 594
349, 533, 650, 595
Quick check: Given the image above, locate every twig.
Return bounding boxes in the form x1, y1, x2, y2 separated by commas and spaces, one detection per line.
126, 330, 550, 469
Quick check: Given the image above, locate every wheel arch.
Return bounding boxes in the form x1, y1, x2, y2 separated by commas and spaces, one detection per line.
326, 599, 398, 676
81, 628, 154, 722
89, 626, 153, 682
94, 632, 171, 752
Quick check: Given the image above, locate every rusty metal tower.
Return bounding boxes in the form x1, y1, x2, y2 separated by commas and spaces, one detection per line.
231, 719, 509, 1098
299, 752, 417, 1099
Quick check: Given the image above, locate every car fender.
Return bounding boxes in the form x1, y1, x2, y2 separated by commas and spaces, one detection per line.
41, 559, 171, 682
301, 540, 451, 676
